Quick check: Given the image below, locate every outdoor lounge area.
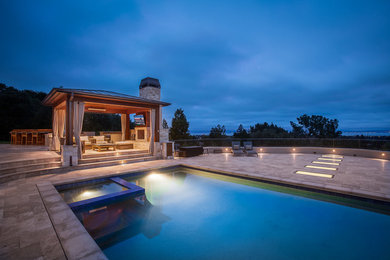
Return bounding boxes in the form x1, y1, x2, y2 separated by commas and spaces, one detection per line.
39, 77, 174, 167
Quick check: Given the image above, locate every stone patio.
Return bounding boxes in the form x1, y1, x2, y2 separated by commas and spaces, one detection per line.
0, 152, 389, 259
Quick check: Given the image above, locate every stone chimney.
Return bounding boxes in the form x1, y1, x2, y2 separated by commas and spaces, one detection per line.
139, 77, 161, 101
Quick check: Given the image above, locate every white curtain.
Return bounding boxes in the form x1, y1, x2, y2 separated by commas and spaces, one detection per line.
58, 110, 65, 139
121, 114, 126, 141
73, 101, 85, 158
51, 109, 59, 151
150, 109, 155, 154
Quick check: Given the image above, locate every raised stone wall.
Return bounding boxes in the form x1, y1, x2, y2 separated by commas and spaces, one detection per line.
160, 129, 169, 142
140, 86, 160, 101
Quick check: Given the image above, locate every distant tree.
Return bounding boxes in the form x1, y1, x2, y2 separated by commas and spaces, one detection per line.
162, 118, 169, 129
249, 122, 289, 138
209, 124, 226, 138
0, 83, 52, 141
290, 114, 342, 138
233, 124, 250, 138
170, 108, 191, 140
83, 113, 121, 132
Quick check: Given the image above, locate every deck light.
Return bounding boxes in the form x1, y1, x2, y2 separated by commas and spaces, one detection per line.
312, 161, 339, 166
332, 149, 336, 152
318, 158, 342, 162
306, 165, 337, 171
382, 153, 385, 156
292, 148, 296, 152
260, 148, 263, 152
296, 170, 333, 178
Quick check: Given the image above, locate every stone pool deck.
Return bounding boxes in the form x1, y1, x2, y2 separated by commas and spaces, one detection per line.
0, 152, 389, 259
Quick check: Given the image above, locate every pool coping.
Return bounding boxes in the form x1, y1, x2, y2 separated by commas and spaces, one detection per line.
36, 182, 108, 260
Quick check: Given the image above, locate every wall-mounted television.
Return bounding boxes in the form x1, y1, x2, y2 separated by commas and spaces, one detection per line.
134, 115, 145, 126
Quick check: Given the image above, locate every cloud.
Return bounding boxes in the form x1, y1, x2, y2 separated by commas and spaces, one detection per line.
0, 0, 389, 132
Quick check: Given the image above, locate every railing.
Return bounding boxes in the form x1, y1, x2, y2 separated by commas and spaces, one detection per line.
173, 138, 390, 151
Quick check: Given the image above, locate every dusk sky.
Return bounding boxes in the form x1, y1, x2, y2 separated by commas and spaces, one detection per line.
1, 0, 389, 133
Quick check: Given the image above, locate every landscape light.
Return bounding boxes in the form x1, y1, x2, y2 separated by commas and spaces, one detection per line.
292, 148, 296, 151
296, 170, 333, 178
382, 153, 385, 156
332, 149, 336, 152
305, 165, 337, 171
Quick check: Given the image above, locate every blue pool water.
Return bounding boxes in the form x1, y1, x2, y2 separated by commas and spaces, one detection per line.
74, 168, 390, 260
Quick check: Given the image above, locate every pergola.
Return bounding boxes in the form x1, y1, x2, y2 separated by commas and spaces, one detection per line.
42, 88, 170, 159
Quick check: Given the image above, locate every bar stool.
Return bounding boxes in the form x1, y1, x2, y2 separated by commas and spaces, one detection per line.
16, 132, 22, 144
27, 132, 33, 145
32, 132, 38, 145
21, 132, 28, 145
10, 132, 16, 144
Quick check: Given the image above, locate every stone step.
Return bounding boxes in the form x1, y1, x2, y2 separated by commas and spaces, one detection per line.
0, 157, 61, 170
0, 161, 63, 175
74, 155, 159, 170
79, 152, 150, 164
0, 166, 65, 184
82, 149, 149, 159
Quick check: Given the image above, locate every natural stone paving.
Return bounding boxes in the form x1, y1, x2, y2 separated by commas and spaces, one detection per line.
0, 152, 389, 259
0, 144, 59, 163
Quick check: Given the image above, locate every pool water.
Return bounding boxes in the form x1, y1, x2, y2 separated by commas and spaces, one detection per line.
74, 168, 390, 260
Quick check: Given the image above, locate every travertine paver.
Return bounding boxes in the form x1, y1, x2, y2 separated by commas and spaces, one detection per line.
0, 153, 389, 259
0, 145, 59, 163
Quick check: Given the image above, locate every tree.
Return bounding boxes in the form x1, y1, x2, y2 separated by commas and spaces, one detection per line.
233, 124, 249, 138
0, 83, 52, 140
209, 124, 226, 138
290, 114, 342, 138
162, 118, 169, 129
249, 122, 289, 138
170, 108, 190, 140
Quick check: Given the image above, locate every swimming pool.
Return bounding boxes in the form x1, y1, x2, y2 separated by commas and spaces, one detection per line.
70, 167, 390, 260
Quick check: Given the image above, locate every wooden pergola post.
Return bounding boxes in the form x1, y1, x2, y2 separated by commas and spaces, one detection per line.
125, 113, 130, 140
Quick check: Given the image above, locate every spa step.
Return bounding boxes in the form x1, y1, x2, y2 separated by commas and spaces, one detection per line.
78, 151, 150, 164
74, 155, 159, 170
0, 157, 61, 170
0, 161, 62, 175
0, 165, 65, 184
82, 149, 150, 159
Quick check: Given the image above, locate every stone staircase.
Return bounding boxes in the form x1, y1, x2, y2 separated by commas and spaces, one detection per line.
0, 157, 62, 184
0, 149, 159, 184
76, 150, 158, 169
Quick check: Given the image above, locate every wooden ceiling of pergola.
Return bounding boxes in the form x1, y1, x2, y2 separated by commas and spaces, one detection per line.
42, 88, 170, 115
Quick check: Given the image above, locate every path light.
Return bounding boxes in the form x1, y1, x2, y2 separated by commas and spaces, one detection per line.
332, 149, 336, 152
225, 148, 229, 152
382, 153, 386, 157
296, 170, 333, 178
292, 148, 296, 152
306, 165, 337, 171
260, 148, 263, 152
